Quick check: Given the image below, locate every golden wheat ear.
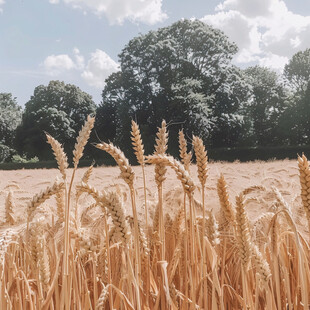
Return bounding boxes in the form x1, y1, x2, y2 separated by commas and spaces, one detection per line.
235, 193, 252, 270
96, 142, 135, 188
73, 115, 95, 168
146, 155, 195, 196
178, 129, 192, 172
5, 190, 16, 225
192, 135, 208, 188
45, 133, 68, 180
217, 174, 235, 230
27, 180, 65, 223
131, 120, 145, 165
298, 154, 310, 232
153, 120, 168, 187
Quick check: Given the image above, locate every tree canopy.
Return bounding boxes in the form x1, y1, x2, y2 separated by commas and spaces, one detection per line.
15, 81, 96, 160
0, 93, 22, 162
96, 19, 251, 156
284, 48, 310, 91
244, 66, 286, 146
0, 93, 22, 147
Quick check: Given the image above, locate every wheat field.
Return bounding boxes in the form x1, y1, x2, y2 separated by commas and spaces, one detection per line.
0, 116, 310, 309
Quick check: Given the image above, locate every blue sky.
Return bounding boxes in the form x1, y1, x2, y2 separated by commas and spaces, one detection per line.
1, 0, 310, 106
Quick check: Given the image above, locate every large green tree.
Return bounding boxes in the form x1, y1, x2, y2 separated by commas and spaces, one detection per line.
15, 81, 96, 160
284, 48, 310, 91
278, 81, 310, 145
96, 19, 251, 156
278, 49, 310, 145
0, 93, 22, 162
244, 66, 286, 145
0, 93, 22, 147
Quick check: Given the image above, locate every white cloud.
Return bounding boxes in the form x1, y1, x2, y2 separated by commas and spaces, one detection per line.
202, 10, 261, 63
48, 0, 167, 25
43, 54, 75, 75
43, 48, 119, 88
73, 48, 85, 70
0, 0, 5, 13
258, 53, 288, 70
215, 0, 273, 18
201, 0, 310, 70
81, 49, 119, 88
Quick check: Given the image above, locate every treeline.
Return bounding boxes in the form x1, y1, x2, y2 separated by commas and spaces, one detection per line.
2, 20, 310, 164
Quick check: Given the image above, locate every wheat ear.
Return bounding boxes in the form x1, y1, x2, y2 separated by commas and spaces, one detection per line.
206, 211, 220, 247
154, 120, 168, 186
131, 120, 145, 165
146, 155, 195, 195
251, 244, 271, 286
5, 190, 16, 225
96, 142, 135, 188
102, 192, 131, 244
96, 284, 109, 309
235, 194, 252, 270
217, 174, 235, 229
76, 164, 94, 200
178, 130, 192, 172
55, 189, 65, 222
39, 236, 51, 287
46, 133, 68, 180
73, 115, 95, 168
27, 181, 64, 222
298, 154, 310, 233
193, 135, 208, 187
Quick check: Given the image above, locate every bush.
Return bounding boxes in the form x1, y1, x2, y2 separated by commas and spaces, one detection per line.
207, 145, 310, 162
12, 154, 39, 164
0, 143, 16, 163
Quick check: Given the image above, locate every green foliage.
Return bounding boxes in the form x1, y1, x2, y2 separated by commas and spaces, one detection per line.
278, 81, 310, 145
97, 19, 251, 155
284, 48, 310, 91
0, 143, 16, 163
208, 145, 310, 162
15, 81, 96, 160
244, 66, 287, 145
0, 93, 22, 147
12, 154, 39, 163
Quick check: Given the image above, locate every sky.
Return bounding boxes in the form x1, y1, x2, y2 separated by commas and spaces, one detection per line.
1, 0, 310, 106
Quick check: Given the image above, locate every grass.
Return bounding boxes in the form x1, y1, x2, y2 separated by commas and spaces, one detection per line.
1, 115, 310, 309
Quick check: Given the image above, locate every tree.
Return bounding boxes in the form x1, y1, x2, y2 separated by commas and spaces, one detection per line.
244, 66, 287, 145
278, 81, 310, 145
0, 93, 22, 147
97, 19, 251, 156
0, 93, 22, 162
15, 81, 96, 160
284, 48, 310, 91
